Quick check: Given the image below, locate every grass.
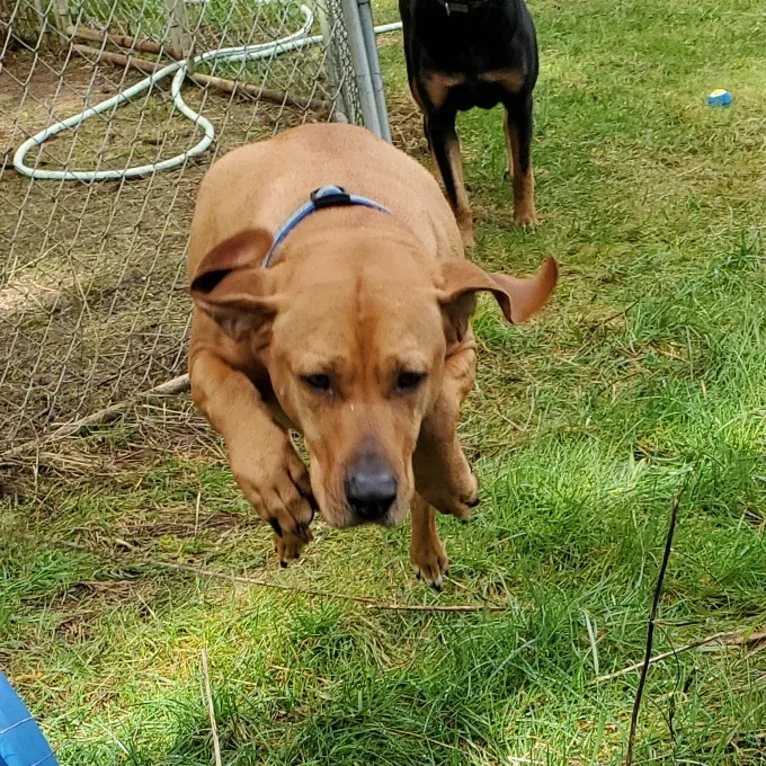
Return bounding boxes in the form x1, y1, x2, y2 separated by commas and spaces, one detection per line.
2, 0, 766, 763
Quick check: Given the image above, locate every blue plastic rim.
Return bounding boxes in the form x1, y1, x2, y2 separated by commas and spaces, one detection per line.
707, 89, 732, 107
0, 673, 59, 766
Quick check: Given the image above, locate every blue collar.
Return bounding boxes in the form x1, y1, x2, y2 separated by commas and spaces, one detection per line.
261, 185, 392, 268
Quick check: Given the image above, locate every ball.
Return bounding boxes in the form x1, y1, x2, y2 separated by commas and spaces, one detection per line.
707, 89, 732, 107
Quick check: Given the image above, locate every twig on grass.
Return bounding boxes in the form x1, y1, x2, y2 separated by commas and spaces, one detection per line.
1, 374, 190, 463
592, 630, 766, 684
625, 482, 687, 766
145, 559, 510, 612
201, 649, 223, 766
57, 541, 508, 613
589, 301, 638, 333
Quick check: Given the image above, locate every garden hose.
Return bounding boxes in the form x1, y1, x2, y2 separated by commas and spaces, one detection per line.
13, 5, 402, 182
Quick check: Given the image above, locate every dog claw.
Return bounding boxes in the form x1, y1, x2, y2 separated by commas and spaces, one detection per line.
514, 211, 540, 229
274, 527, 311, 566
412, 552, 448, 590
414, 567, 442, 590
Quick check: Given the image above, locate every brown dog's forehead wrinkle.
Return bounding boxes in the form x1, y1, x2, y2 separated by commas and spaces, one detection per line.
355, 272, 445, 381
272, 236, 444, 383
272, 288, 359, 382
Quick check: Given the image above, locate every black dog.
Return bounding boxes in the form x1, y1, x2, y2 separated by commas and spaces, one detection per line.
399, 0, 539, 248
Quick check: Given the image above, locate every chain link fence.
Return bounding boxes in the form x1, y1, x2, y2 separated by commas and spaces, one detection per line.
0, 0, 394, 456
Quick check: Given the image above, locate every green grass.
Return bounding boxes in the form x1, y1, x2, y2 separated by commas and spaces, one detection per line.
3, 0, 766, 763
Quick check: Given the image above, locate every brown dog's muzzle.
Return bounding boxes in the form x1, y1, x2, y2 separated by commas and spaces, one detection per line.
344, 449, 398, 525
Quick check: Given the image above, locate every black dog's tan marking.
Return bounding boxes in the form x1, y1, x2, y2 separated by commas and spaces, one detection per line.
399, 0, 540, 247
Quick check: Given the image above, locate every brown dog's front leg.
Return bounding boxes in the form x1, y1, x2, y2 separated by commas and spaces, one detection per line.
410, 494, 449, 590
413, 343, 479, 520
190, 350, 315, 565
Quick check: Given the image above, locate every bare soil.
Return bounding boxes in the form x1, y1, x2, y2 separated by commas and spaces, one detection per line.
0, 45, 326, 450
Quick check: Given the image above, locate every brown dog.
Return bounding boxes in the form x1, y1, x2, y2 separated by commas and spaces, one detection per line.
187, 123, 556, 588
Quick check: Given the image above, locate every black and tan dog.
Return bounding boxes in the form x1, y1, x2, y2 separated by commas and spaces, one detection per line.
399, 0, 540, 249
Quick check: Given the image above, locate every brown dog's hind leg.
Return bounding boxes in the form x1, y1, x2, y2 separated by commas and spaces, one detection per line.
504, 94, 538, 228
190, 350, 315, 565
413, 343, 479, 520
410, 494, 449, 590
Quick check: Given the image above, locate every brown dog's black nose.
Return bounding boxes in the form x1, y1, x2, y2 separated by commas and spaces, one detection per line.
345, 453, 397, 521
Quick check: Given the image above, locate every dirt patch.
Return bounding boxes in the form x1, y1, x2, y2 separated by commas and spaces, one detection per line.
0, 52, 113, 155
1, 45, 327, 451
387, 87, 426, 158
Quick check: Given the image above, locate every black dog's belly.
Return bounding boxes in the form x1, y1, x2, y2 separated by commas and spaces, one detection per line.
451, 80, 508, 111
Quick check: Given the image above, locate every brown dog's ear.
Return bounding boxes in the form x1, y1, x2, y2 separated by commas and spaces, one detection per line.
190, 228, 280, 341
438, 256, 558, 335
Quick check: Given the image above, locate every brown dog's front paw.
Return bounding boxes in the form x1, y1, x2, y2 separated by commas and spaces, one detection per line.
274, 525, 313, 567
411, 538, 449, 591
422, 470, 479, 521
231, 443, 317, 566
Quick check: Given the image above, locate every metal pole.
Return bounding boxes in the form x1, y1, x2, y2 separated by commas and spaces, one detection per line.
316, 0, 351, 122
339, 0, 381, 137
356, 0, 391, 142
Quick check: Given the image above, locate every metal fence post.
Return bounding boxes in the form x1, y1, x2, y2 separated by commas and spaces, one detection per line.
317, 0, 352, 123
339, 0, 381, 137
356, 0, 391, 142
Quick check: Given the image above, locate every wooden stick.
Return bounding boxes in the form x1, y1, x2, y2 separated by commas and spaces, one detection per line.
1, 373, 190, 463
592, 631, 751, 684
201, 649, 223, 766
73, 44, 162, 75
69, 26, 174, 58
56, 542, 508, 613
71, 44, 332, 112
188, 68, 331, 112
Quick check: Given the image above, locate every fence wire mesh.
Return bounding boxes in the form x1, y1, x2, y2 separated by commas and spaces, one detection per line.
0, 0, 365, 453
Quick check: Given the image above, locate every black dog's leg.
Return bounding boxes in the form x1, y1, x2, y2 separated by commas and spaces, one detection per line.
422, 114, 445, 186
504, 93, 538, 228
427, 108, 474, 250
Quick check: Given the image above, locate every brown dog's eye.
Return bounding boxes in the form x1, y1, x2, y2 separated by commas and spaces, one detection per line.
302, 374, 332, 392
396, 371, 426, 392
